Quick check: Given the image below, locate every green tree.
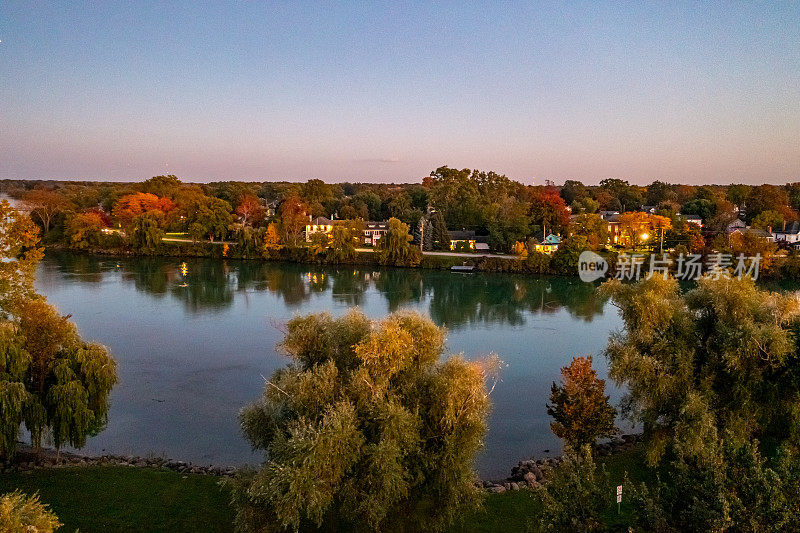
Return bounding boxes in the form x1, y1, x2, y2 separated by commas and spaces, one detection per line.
0, 298, 117, 456
429, 211, 451, 251
189, 196, 234, 242
601, 275, 800, 465
327, 222, 359, 263
376, 217, 421, 267
487, 197, 530, 253
751, 209, 784, 231
536, 446, 613, 532
550, 235, 590, 276
629, 438, 800, 532
547, 356, 616, 452
131, 212, 164, 254
228, 310, 500, 532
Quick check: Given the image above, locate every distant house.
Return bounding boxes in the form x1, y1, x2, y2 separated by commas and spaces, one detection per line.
600, 212, 622, 245
773, 221, 800, 243
641, 205, 657, 214
729, 224, 775, 242
533, 234, 561, 254
448, 230, 488, 252
678, 214, 703, 228
363, 221, 388, 246
305, 216, 333, 241
727, 219, 747, 233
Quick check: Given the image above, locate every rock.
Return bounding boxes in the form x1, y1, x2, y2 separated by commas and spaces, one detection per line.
510, 482, 520, 491
487, 485, 506, 493
523, 472, 537, 485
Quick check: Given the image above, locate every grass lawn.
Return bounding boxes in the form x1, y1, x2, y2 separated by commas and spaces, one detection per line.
0, 447, 648, 532
0, 466, 233, 532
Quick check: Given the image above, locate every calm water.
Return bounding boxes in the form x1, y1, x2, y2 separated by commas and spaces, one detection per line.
35, 253, 624, 478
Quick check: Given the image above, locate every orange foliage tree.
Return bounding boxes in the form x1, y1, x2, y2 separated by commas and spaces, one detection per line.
112, 192, 175, 229
547, 356, 616, 451
617, 212, 671, 248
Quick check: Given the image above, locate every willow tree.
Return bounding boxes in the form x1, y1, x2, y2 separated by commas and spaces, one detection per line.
0, 297, 117, 458
376, 217, 421, 267
0, 202, 117, 458
229, 310, 499, 532
601, 275, 800, 465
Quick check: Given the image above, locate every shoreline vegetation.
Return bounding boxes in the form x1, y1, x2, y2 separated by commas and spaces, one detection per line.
6, 171, 800, 280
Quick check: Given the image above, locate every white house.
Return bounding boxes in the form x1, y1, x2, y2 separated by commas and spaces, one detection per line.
773, 221, 800, 244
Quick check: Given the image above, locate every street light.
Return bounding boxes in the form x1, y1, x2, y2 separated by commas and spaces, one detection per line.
641, 232, 649, 241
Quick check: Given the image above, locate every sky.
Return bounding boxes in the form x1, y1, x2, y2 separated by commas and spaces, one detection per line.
1, 2, 798, 185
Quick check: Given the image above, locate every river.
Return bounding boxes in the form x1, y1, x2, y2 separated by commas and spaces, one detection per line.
34, 252, 625, 478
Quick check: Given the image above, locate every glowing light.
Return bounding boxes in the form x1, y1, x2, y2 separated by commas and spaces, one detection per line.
641, 233, 649, 240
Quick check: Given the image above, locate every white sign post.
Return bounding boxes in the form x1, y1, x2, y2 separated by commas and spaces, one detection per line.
616, 485, 622, 514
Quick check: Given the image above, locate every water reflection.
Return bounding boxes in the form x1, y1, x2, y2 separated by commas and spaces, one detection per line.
35, 253, 622, 478
46, 253, 608, 327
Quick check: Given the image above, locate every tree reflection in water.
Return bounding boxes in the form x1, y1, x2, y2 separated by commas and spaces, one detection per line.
45, 253, 608, 326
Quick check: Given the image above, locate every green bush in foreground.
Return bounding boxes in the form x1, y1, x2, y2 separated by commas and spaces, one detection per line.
0, 491, 61, 533
228, 310, 500, 532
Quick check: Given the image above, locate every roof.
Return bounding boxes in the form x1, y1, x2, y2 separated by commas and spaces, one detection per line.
449, 230, 477, 240
364, 221, 387, 230
774, 221, 800, 234
744, 228, 772, 239
727, 219, 747, 231
308, 217, 332, 225
543, 234, 561, 244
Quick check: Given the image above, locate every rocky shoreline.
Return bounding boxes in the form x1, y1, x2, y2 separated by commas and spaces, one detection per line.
5, 434, 641, 491
481, 433, 641, 493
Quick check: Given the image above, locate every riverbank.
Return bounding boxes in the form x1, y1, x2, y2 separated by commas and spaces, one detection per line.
1, 441, 648, 532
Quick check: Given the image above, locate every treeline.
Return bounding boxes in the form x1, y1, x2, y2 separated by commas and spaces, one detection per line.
4, 170, 800, 270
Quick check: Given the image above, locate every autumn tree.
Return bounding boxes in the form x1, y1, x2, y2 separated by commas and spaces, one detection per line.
0, 200, 43, 308
0, 204, 117, 458
0, 299, 117, 456
65, 211, 107, 250
228, 310, 499, 531
279, 196, 308, 247
262, 222, 282, 256
617, 212, 671, 248
527, 187, 570, 237
235, 194, 265, 226
22, 189, 71, 233
112, 192, 175, 230
309, 231, 329, 255
376, 217, 421, 267
547, 356, 615, 452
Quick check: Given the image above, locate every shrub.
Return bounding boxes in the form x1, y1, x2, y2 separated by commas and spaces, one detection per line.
0, 491, 61, 533
228, 310, 500, 532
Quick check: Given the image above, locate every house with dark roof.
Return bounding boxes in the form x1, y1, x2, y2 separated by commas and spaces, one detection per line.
363, 221, 388, 246
773, 221, 800, 244
448, 230, 489, 252
305, 216, 333, 241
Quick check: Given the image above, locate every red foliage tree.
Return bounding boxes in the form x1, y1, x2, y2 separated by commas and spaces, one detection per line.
547, 356, 616, 451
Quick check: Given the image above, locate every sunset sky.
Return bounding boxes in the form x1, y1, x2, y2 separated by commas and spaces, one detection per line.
1, 2, 798, 184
